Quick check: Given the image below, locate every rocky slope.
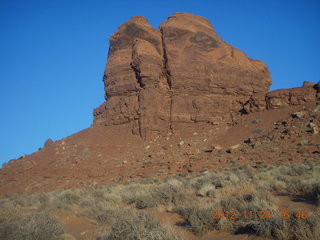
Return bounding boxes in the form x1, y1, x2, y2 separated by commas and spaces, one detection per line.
0, 13, 319, 195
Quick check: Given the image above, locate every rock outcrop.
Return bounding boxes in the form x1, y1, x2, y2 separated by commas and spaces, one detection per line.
94, 13, 272, 139
243, 83, 319, 113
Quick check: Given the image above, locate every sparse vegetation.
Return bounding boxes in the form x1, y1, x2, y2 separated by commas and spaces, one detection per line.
0, 210, 64, 240
97, 209, 186, 240
256, 212, 320, 240
0, 161, 319, 240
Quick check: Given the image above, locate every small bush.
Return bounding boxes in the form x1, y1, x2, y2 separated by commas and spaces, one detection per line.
197, 183, 216, 197
151, 184, 188, 206
97, 209, 185, 240
128, 183, 192, 209
309, 183, 320, 205
257, 212, 320, 240
0, 212, 64, 240
174, 206, 216, 236
96, 209, 120, 225
56, 189, 81, 205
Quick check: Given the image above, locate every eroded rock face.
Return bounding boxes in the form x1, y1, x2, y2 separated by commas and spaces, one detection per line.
94, 16, 170, 139
243, 83, 319, 113
94, 13, 272, 139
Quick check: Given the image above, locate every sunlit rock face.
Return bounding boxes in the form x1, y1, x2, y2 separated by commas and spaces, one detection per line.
94, 13, 272, 139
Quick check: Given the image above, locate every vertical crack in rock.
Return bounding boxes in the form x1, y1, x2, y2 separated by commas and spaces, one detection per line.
130, 62, 145, 89
131, 43, 145, 89
160, 28, 172, 89
160, 28, 173, 133
131, 45, 144, 138
137, 92, 143, 138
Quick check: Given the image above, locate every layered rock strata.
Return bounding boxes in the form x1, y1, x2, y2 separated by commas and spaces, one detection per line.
243, 82, 319, 113
94, 13, 273, 139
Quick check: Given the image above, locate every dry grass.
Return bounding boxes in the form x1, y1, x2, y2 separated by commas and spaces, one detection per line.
0, 161, 319, 240
0, 209, 64, 240
97, 208, 186, 240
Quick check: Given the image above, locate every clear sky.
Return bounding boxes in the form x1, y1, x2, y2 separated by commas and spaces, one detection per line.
0, 0, 319, 166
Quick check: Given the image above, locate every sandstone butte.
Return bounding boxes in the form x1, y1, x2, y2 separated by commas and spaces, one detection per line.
0, 13, 319, 194
93, 12, 318, 139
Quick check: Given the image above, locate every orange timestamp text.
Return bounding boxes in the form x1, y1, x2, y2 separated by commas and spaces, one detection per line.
212, 210, 308, 220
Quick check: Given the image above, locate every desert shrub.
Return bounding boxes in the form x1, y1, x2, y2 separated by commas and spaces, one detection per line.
197, 183, 216, 197
216, 182, 256, 199
227, 173, 240, 184
151, 184, 188, 206
133, 194, 158, 209
37, 189, 82, 212
289, 213, 320, 240
0, 212, 64, 240
290, 164, 311, 176
234, 220, 262, 235
55, 189, 81, 205
238, 165, 255, 179
80, 187, 118, 203
257, 217, 290, 240
174, 185, 277, 236
257, 212, 320, 240
128, 183, 192, 209
309, 183, 320, 205
0, 218, 20, 240
81, 203, 104, 219
0, 199, 15, 210
187, 172, 224, 190
268, 180, 287, 191
20, 213, 64, 240
286, 179, 320, 205
115, 184, 151, 204
164, 177, 185, 188
80, 200, 115, 219
37, 193, 50, 205
300, 182, 320, 205
285, 179, 304, 194
103, 193, 122, 203
3, 194, 42, 208
277, 164, 311, 177
174, 206, 216, 236
220, 189, 277, 219
97, 209, 185, 240
123, 177, 159, 186
96, 209, 122, 225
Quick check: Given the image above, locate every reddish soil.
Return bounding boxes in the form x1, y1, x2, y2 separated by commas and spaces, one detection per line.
0, 101, 319, 195
58, 215, 105, 240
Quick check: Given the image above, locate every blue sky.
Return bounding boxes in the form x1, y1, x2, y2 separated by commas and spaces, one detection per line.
0, 0, 319, 166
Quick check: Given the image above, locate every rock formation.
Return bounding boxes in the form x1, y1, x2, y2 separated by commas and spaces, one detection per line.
243, 82, 319, 113
93, 13, 272, 139
93, 13, 319, 140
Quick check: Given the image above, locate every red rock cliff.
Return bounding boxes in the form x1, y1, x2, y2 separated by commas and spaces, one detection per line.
94, 13, 272, 139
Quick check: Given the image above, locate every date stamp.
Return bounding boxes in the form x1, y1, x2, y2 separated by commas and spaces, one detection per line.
212, 210, 308, 220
